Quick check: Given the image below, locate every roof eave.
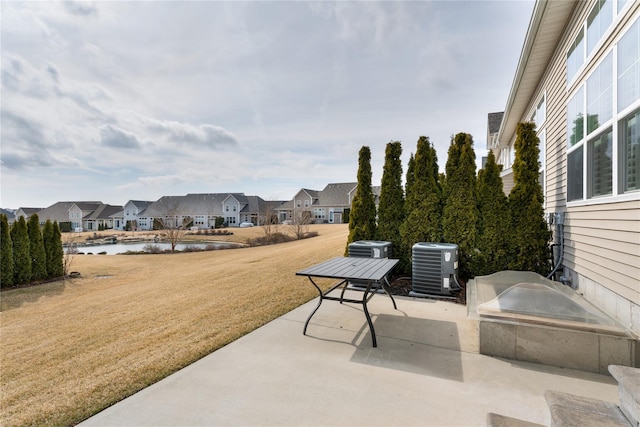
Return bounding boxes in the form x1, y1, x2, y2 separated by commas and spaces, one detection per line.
498, 0, 576, 146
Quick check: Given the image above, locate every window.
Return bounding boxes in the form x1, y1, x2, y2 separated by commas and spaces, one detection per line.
313, 208, 326, 220
568, 89, 585, 146
618, 19, 640, 112
586, 52, 613, 134
567, 30, 585, 84
539, 130, 546, 197
620, 108, 640, 192
568, 147, 585, 201
588, 128, 613, 197
534, 96, 546, 128
618, 0, 628, 12
233, 206, 236, 212
304, 200, 309, 208
296, 200, 301, 208
587, 0, 612, 55
566, 18, 640, 203
225, 206, 229, 212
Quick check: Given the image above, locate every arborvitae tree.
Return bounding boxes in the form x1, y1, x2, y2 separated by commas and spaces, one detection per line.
477, 151, 511, 276
442, 132, 480, 280
400, 136, 442, 270
404, 153, 416, 214
1, 214, 14, 288
509, 122, 551, 274
345, 146, 377, 254
51, 222, 65, 277
43, 220, 64, 278
11, 217, 32, 284
27, 214, 47, 281
376, 141, 406, 267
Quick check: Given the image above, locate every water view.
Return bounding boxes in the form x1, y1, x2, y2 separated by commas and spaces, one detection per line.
68, 241, 241, 255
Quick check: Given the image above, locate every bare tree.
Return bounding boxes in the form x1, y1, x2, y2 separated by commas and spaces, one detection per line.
151, 197, 192, 252
63, 234, 80, 277
288, 208, 311, 240
259, 199, 281, 243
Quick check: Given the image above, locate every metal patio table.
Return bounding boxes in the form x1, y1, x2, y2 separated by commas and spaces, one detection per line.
296, 256, 399, 347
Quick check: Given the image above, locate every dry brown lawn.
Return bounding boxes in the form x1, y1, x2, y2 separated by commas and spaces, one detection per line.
0, 224, 348, 427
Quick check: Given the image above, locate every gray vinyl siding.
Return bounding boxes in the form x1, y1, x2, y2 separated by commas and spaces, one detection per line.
564, 200, 639, 303
515, 0, 640, 306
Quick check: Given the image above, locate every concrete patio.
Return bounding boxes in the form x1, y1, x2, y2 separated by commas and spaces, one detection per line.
80, 292, 619, 426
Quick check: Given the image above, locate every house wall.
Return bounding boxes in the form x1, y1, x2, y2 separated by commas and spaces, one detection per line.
506, 0, 640, 335
68, 206, 83, 231
222, 199, 240, 226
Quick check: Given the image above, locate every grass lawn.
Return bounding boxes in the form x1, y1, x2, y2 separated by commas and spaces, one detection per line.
1, 224, 348, 427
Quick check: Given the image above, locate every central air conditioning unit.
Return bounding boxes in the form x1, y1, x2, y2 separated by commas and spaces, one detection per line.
348, 240, 392, 289
410, 242, 459, 296
348, 240, 392, 259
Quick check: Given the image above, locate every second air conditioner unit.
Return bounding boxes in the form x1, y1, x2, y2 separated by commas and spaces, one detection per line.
410, 242, 459, 296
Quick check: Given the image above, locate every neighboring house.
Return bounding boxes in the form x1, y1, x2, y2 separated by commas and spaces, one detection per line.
222, 194, 284, 226
142, 193, 277, 229
82, 204, 123, 231
35, 201, 103, 230
69, 202, 103, 231
13, 207, 41, 223
490, 0, 639, 335
277, 182, 381, 224
113, 200, 154, 231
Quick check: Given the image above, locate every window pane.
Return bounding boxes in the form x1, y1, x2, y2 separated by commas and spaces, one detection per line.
567, 30, 584, 84
621, 109, 640, 192
618, 0, 628, 13
568, 147, 584, 201
536, 97, 546, 127
587, 0, 612, 55
567, 89, 584, 146
587, 52, 613, 134
618, 19, 640, 112
588, 128, 613, 197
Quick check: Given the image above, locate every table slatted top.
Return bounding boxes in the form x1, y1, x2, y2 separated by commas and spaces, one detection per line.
296, 257, 399, 282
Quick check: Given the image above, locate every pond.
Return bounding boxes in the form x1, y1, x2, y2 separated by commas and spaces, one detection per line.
67, 241, 242, 255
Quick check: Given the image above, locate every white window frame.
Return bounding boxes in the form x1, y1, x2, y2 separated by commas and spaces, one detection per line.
567, 16, 640, 207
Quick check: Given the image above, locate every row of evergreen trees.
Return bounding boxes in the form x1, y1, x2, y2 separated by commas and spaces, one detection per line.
346, 122, 551, 280
1, 214, 65, 289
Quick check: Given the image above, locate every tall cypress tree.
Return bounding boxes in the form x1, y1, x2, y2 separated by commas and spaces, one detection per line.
477, 150, 511, 275
11, 217, 32, 284
43, 220, 64, 278
400, 136, 442, 268
404, 153, 416, 215
28, 214, 47, 281
345, 146, 377, 254
51, 221, 65, 277
509, 122, 551, 274
376, 141, 406, 266
1, 214, 14, 288
442, 132, 479, 280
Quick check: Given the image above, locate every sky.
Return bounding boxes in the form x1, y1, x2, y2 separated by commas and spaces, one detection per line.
1, 0, 534, 209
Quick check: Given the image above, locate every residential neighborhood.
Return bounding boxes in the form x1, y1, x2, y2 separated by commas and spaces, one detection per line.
2, 182, 379, 232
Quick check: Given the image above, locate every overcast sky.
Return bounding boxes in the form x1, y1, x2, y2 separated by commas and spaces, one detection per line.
1, 0, 534, 209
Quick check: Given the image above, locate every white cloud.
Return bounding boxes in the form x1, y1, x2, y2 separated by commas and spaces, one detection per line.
0, 0, 534, 208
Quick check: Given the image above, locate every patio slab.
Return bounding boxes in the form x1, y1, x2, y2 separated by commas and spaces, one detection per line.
80, 295, 619, 426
